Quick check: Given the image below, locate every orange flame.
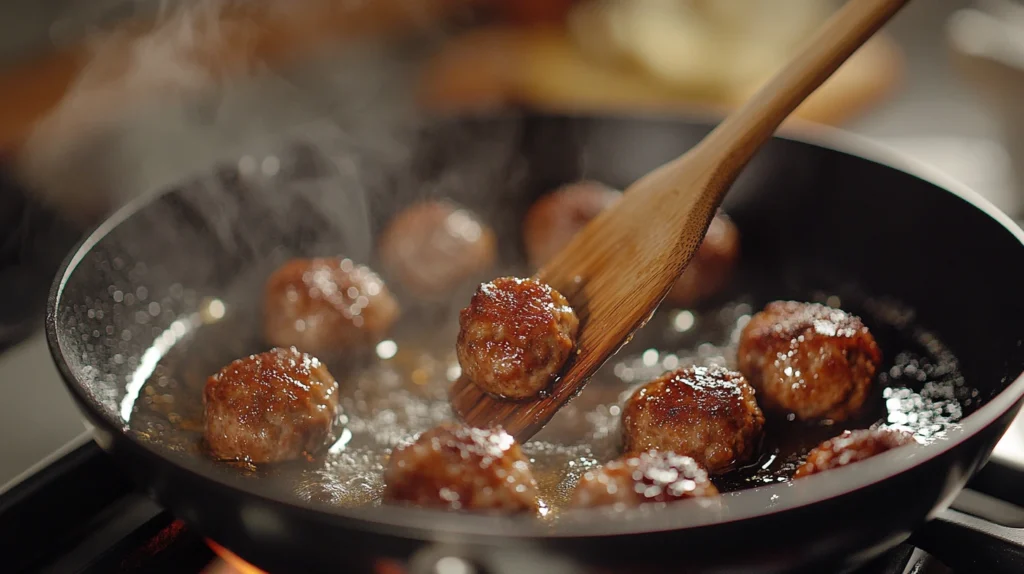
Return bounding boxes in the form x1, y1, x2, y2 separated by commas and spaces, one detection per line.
206, 540, 268, 574
205, 540, 411, 574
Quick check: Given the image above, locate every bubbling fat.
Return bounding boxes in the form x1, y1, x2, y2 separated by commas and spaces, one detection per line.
128, 295, 974, 514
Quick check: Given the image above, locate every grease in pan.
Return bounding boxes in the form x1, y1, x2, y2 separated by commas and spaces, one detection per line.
140, 180, 966, 516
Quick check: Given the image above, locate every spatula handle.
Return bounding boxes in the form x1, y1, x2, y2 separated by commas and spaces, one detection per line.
700, 0, 910, 170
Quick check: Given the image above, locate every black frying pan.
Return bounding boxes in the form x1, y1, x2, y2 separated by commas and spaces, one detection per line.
46, 113, 1024, 573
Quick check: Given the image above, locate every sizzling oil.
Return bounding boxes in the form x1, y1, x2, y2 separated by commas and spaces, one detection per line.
129, 294, 974, 514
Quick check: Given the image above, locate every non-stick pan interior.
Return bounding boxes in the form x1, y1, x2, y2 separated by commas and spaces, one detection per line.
50, 113, 1024, 531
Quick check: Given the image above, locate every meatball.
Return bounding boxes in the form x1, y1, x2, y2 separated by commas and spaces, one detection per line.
522, 182, 738, 305
522, 180, 622, 268
794, 428, 916, 478
203, 347, 340, 463
457, 277, 579, 399
263, 257, 399, 356
737, 301, 882, 422
378, 201, 497, 297
570, 450, 718, 508
622, 365, 764, 474
382, 423, 540, 512
664, 212, 740, 307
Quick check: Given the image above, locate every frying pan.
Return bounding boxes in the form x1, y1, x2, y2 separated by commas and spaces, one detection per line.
45, 112, 1024, 573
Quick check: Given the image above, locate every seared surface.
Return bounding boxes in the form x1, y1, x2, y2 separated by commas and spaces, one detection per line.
622, 365, 764, 474
263, 258, 399, 356
203, 347, 340, 463
382, 423, 540, 512
378, 201, 497, 297
570, 450, 718, 508
795, 427, 916, 478
738, 301, 882, 421
457, 277, 579, 399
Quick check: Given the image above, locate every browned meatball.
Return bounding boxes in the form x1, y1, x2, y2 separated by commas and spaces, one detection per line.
622, 365, 764, 474
378, 201, 497, 297
382, 423, 540, 512
664, 212, 741, 307
263, 258, 399, 357
457, 277, 579, 399
737, 301, 882, 422
522, 181, 738, 306
522, 180, 622, 268
794, 428, 916, 478
203, 347, 340, 463
570, 450, 718, 508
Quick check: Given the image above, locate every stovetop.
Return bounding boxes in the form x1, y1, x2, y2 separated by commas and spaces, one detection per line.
0, 434, 957, 574
1, 147, 1023, 574
1, 435, 220, 574
4, 184, 1024, 574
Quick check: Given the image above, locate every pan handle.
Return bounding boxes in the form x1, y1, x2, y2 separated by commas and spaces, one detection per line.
911, 488, 1024, 573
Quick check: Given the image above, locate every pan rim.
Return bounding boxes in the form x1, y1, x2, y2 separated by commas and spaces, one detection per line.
44, 110, 1024, 541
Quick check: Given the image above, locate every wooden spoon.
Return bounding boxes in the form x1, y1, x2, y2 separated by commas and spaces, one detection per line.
450, 0, 910, 440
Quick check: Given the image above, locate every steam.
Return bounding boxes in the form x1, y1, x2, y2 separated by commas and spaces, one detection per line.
14, 0, 469, 266
19, 3, 230, 213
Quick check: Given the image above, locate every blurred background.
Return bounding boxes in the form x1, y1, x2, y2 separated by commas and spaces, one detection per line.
1, 0, 1023, 485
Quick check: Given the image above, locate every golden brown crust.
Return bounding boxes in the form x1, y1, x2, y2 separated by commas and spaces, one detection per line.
203, 347, 339, 463
621, 366, 764, 474
737, 301, 882, 422
664, 212, 740, 307
570, 450, 718, 508
263, 257, 399, 356
378, 201, 497, 297
382, 423, 540, 512
522, 180, 622, 269
794, 428, 916, 478
457, 277, 579, 399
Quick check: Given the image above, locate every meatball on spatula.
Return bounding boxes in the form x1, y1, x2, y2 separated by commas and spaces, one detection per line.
451, 0, 910, 440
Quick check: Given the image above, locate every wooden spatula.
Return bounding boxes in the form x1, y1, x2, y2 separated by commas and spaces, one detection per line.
450, 0, 910, 440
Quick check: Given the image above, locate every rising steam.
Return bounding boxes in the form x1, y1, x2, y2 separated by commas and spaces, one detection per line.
14, 0, 492, 268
